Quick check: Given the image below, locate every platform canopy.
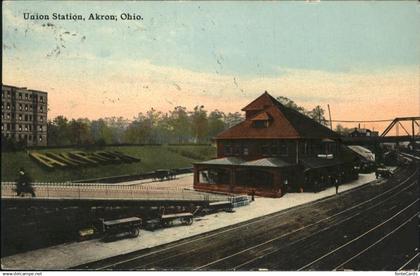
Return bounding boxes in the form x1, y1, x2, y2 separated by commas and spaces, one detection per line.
196, 157, 245, 166
241, 158, 293, 168
300, 157, 344, 170
196, 157, 293, 168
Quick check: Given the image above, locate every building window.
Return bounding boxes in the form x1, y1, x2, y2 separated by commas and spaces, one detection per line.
18, 125, 22, 131
25, 104, 28, 111
18, 93, 22, 99
19, 104, 22, 111
11, 114, 15, 119
30, 104, 32, 111
261, 143, 269, 156
29, 125, 32, 131
6, 103, 10, 110
233, 144, 241, 156
39, 125, 43, 131
24, 115, 28, 121
29, 135, 32, 141
40, 96, 44, 103
1, 125, 3, 131
279, 142, 288, 156
40, 116, 43, 122
40, 106, 44, 112
271, 143, 278, 156
1, 113, 3, 119
224, 143, 232, 155
39, 135, 43, 141
24, 125, 28, 131
29, 115, 32, 121
7, 113, 10, 119
25, 94, 28, 100
243, 147, 249, 156
7, 123, 10, 130
253, 120, 269, 128
18, 114, 22, 121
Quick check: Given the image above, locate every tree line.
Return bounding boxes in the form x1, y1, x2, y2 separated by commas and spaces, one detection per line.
47, 97, 335, 147
2, 96, 348, 149
46, 106, 244, 146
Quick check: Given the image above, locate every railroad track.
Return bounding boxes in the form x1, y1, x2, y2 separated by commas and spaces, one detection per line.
73, 164, 418, 271
201, 179, 418, 271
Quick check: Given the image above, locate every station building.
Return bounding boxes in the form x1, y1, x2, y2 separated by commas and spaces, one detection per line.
1, 84, 48, 146
193, 92, 358, 197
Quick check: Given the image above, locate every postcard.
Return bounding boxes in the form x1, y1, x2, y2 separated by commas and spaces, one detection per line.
1, 1, 419, 273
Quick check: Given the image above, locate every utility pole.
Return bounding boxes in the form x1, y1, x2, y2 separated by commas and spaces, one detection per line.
327, 104, 333, 130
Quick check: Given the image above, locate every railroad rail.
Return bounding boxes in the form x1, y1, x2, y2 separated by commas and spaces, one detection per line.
73, 162, 418, 271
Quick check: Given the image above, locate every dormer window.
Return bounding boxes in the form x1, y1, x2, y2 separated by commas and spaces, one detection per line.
251, 112, 272, 128
253, 120, 268, 128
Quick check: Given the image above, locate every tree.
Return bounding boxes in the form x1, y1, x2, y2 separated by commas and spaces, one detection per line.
124, 113, 153, 144
224, 112, 244, 128
308, 105, 328, 126
276, 96, 328, 126
335, 124, 351, 136
168, 106, 191, 143
276, 96, 306, 114
207, 110, 225, 140
68, 118, 92, 145
47, 116, 71, 146
104, 116, 130, 144
90, 119, 113, 144
190, 105, 208, 143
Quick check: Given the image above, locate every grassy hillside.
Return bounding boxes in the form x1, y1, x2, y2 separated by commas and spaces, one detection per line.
1, 145, 216, 182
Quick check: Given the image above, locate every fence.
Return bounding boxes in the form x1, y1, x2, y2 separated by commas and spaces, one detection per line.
72, 167, 193, 183
1, 182, 228, 202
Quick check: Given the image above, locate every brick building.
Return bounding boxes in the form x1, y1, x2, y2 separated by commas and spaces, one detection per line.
193, 92, 358, 197
1, 84, 48, 146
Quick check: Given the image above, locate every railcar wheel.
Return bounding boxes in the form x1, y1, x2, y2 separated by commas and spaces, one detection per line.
182, 217, 193, 225
130, 227, 140, 238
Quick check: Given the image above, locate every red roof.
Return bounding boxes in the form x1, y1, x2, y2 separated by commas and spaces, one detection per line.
251, 112, 272, 121
216, 92, 340, 140
241, 91, 273, 111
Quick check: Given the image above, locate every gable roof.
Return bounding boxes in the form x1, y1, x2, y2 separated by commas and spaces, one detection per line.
216, 91, 340, 140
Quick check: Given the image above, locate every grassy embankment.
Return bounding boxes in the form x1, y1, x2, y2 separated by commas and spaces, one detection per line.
1, 145, 216, 182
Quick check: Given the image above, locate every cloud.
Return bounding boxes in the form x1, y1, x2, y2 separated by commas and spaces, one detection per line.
3, 54, 418, 132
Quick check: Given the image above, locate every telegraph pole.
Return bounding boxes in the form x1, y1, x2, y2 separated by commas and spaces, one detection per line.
327, 104, 333, 130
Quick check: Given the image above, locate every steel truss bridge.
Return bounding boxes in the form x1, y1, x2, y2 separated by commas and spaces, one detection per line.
342, 117, 420, 146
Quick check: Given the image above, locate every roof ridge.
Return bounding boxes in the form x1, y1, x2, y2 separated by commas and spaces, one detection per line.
241, 91, 277, 111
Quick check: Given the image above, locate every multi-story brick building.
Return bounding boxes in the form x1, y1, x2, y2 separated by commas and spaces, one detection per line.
1, 84, 48, 146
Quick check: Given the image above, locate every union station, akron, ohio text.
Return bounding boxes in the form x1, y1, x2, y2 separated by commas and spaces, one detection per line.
23, 12, 143, 21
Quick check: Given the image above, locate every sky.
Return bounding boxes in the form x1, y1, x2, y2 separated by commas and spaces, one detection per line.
2, 1, 420, 132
